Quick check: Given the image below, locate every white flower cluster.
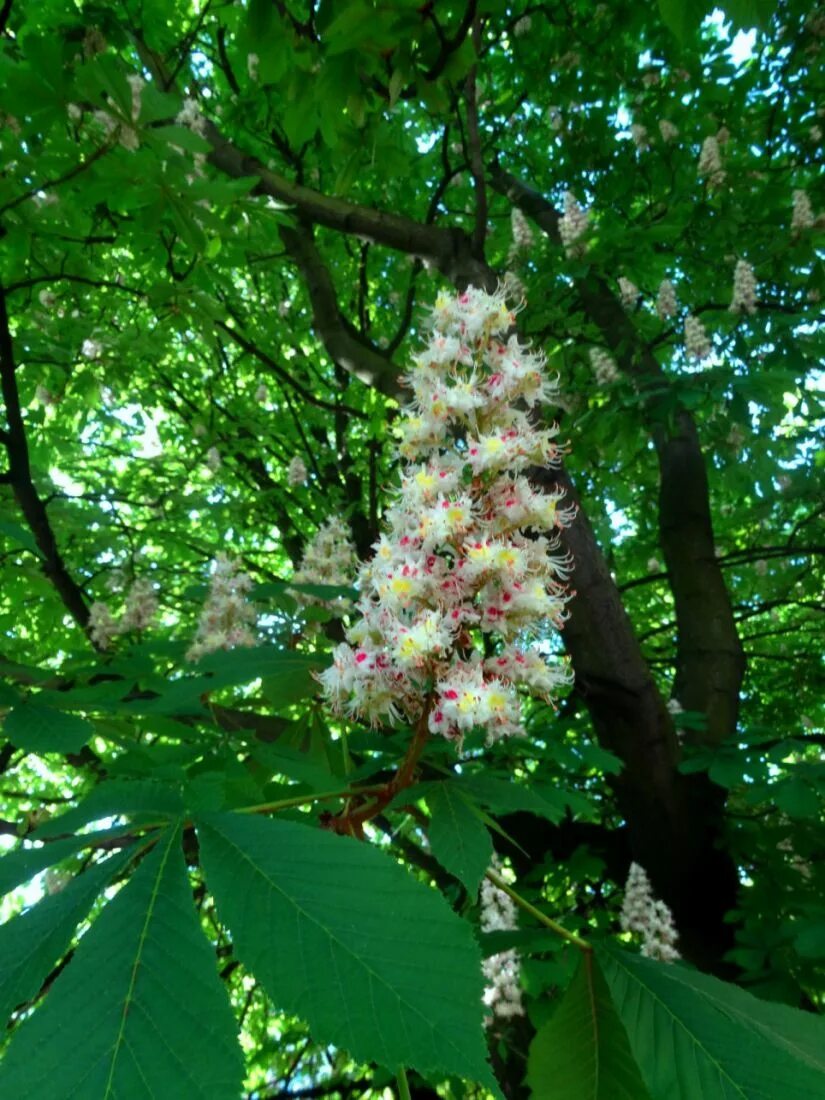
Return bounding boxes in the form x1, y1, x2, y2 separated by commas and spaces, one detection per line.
509, 208, 535, 264
88, 602, 119, 649
558, 192, 589, 257
35, 384, 56, 407
320, 286, 574, 745
684, 314, 711, 362
513, 15, 531, 36
697, 135, 725, 187
658, 119, 679, 142
120, 577, 158, 632
656, 279, 678, 320
730, 260, 757, 315
620, 862, 681, 962
81, 338, 103, 360
292, 516, 357, 611
501, 269, 525, 303
88, 577, 159, 650
287, 456, 308, 486
127, 75, 144, 120
176, 97, 207, 138
589, 347, 619, 386
187, 554, 257, 661
617, 277, 639, 308
726, 422, 746, 452
480, 861, 524, 1022
630, 123, 649, 151
791, 189, 815, 232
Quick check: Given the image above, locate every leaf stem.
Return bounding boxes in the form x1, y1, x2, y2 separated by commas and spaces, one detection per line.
236, 786, 383, 816
396, 1066, 412, 1100
485, 868, 591, 953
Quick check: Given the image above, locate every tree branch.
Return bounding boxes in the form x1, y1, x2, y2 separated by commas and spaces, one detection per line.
215, 319, 369, 417
0, 286, 92, 632
279, 224, 404, 398
490, 160, 745, 750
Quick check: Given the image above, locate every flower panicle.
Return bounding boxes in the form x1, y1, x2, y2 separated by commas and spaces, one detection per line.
186, 553, 257, 662
620, 862, 681, 963
319, 285, 575, 747
481, 858, 524, 1023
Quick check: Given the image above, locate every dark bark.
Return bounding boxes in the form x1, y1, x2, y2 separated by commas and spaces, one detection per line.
0, 286, 92, 633
279, 225, 403, 397
536, 467, 738, 971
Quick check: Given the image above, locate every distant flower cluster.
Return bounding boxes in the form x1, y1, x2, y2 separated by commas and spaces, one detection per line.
287, 456, 308, 486
508, 208, 535, 265
320, 286, 574, 745
480, 860, 524, 1022
89, 577, 159, 650
698, 135, 725, 188
656, 279, 678, 320
558, 192, 589, 257
791, 189, 815, 232
187, 554, 257, 661
176, 97, 207, 138
617, 277, 639, 308
620, 862, 681, 962
730, 260, 757, 315
292, 516, 358, 613
589, 347, 619, 386
684, 314, 711, 362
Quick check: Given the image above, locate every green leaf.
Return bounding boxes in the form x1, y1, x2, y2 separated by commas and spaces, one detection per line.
0, 519, 40, 557
31, 779, 183, 839
151, 124, 213, 155
0, 847, 132, 1025
260, 663, 322, 708
197, 811, 497, 1089
724, 0, 774, 31
598, 944, 825, 1099
657, 0, 703, 41
794, 922, 825, 959
427, 782, 492, 896
3, 701, 93, 754
0, 824, 244, 1100
527, 954, 651, 1100
456, 774, 569, 823
251, 740, 339, 791
775, 777, 820, 820
195, 644, 325, 690
0, 827, 135, 897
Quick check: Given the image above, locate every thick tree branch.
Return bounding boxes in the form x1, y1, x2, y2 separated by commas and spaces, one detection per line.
215, 319, 369, 418
490, 161, 745, 750
0, 142, 111, 218
279, 224, 404, 398
0, 287, 91, 632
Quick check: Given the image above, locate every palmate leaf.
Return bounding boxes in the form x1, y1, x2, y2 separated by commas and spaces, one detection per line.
598, 944, 825, 1099
426, 781, 493, 896
526, 953, 651, 1100
31, 778, 184, 840
3, 700, 94, 754
0, 847, 133, 1026
0, 823, 244, 1100
0, 826, 134, 897
197, 811, 498, 1091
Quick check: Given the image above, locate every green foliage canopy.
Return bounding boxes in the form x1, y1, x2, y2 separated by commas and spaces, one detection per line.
0, 0, 823, 1096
